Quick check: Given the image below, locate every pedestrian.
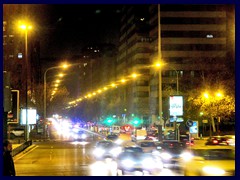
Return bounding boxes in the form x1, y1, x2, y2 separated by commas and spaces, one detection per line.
3, 140, 16, 176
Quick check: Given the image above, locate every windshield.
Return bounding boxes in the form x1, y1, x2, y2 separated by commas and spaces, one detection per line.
96, 141, 115, 148
140, 142, 155, 147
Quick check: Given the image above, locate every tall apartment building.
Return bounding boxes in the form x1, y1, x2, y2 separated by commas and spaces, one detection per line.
117, 4, 234, 125
3, 4, 41, 111
117, 5, 152, 123
149, 4, 234, 124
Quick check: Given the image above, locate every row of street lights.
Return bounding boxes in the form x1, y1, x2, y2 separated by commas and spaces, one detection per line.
43, 63, 83, 119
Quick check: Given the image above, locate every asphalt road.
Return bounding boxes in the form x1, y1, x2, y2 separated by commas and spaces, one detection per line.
14, 140, 96, 176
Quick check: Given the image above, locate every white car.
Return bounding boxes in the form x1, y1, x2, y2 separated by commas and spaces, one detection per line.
10, 128, 25, 137
180, 145, 235, 176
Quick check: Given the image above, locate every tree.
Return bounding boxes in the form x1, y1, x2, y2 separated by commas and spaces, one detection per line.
186, 86, 235, 123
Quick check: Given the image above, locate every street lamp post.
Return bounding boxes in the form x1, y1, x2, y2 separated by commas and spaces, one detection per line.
158, 4, 163, 142
20, 23, 32, 141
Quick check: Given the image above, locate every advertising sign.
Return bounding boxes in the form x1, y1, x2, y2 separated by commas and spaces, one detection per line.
190, 121, 198, 134
20, 108, 37, 125
169, 96, 183, 116
112, 125, 121, 134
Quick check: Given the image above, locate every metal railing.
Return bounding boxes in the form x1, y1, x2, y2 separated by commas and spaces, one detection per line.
12, 140, 32, 157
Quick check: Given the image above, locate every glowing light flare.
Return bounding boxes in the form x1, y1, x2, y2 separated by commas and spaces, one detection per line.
121, 79, 126, 83
131, 73, 137, 78
203, 92, 209, 99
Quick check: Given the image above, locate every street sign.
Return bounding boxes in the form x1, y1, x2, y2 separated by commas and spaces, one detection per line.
186, 120, 193, 127
202, 119, 208, 123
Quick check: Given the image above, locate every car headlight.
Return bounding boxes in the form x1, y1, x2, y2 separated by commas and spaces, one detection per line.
93, 148, 105, 157
202, 166, 225, 176
81, 134, 87, 139
180, 152, 193, 161
160, 152, 172, 160
121, 159, 135, 168
115, 139, 123, 144
110, 147, 122, 156
142, 158, 155, 168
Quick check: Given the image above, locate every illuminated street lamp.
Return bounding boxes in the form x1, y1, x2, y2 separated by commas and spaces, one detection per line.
44, 63, 83, 119
44, 64, 68, 119
19, 22, 32, 141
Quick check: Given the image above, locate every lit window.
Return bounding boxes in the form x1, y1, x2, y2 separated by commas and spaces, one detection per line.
206, 34, 213, 38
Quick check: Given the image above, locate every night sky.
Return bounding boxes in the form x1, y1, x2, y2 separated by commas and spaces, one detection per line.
31, 4, 122, 58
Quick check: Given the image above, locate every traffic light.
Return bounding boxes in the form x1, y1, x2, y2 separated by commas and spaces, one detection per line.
104, 117, 115, 126
131, 117, 142, 127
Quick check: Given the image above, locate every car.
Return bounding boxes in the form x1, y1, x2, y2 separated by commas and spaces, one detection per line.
205, 136, 230, 146
179, 134, 194, 146
145, 133, 159, 141
10, 128, 25, 137
136, 140, 157, 153
223, 135, 235, 146
152, 140, 187, 169
92, 140, 122, 160
116, 146, 163, 175
179, 145, 235, 176
105, 134, 123, 144
71, 130, 90, 141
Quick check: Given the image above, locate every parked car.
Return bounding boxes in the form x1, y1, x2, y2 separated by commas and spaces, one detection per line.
10, 128, 25, 137
116, 146, 163, 175
179, 145, 235, 176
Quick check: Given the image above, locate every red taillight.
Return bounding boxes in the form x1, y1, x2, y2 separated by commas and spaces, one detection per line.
213, 140, 218, 144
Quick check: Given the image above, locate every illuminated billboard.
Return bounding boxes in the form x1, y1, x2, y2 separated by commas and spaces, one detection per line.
190, 121, 198, 134
169, 96, 183, 116
20, 108, 37, 125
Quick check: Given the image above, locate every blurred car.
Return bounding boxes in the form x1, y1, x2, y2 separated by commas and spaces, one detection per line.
116, 146, 163, 175
180, 145, 235, 176
10, 128, 25, 137
152, 140, 187, 168
223, 135, 235, 146
205, 136, 230, 146
92, 140, 122, 160
105, 134, 123, 144
136, 140, 157, 153
180, 134, 194, 146
71, 130, 89, 141
145, 133, 159, 141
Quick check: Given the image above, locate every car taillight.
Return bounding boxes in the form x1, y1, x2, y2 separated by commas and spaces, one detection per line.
213, 140, 218, 144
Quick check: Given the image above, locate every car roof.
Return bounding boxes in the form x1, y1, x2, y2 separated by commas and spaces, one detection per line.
137, 140, 155, 143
